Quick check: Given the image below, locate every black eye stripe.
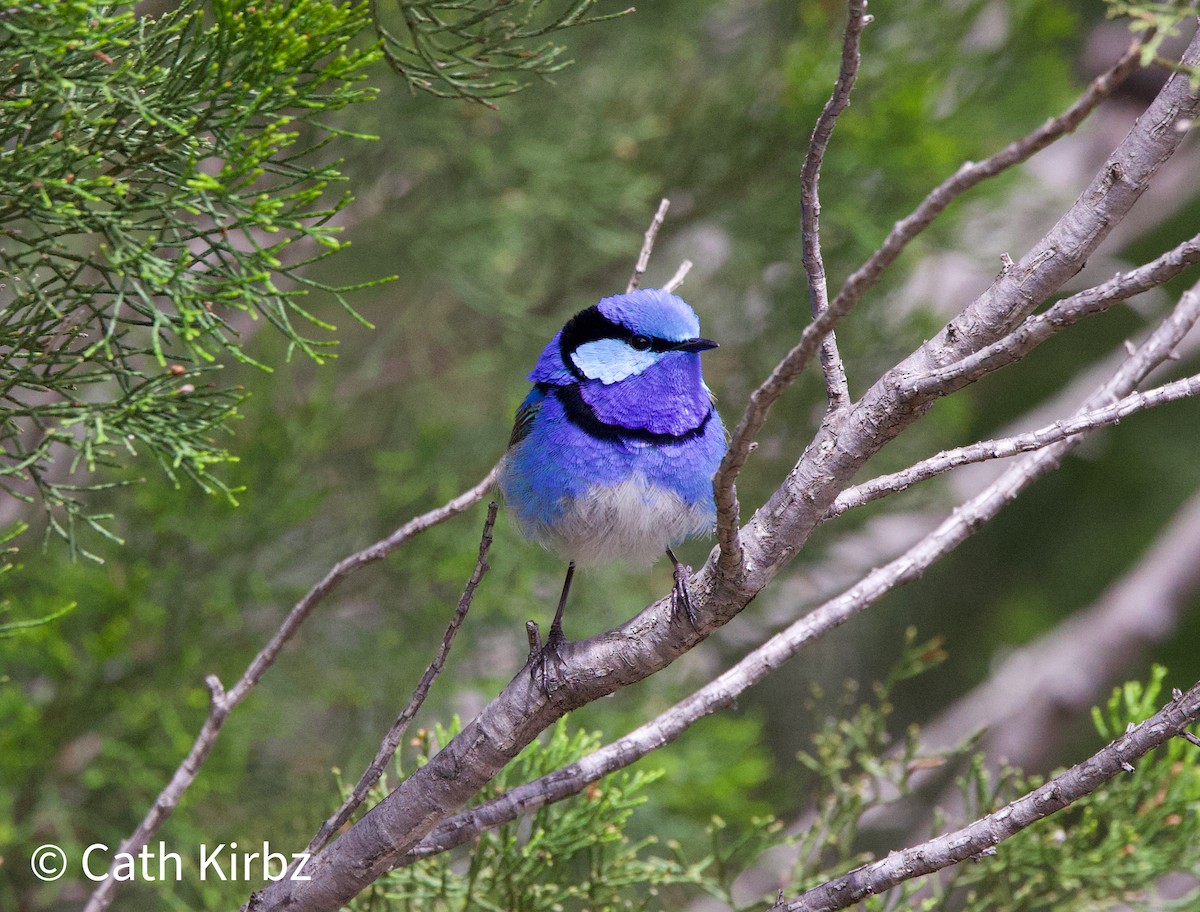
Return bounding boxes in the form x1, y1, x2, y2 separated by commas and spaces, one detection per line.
558, 305, 677, 379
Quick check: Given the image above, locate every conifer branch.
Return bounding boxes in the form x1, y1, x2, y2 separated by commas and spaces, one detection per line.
776, 679, 1200, 911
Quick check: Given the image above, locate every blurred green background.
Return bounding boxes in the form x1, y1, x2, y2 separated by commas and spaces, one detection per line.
5, 0, 1200, 909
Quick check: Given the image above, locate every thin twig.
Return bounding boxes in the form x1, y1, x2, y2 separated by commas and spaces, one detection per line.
801, 0, 869, 410
308, 502, 499, 854
827, 372, 1200, 517
905, 232, 1200, 399
776, 678, 1200, 911
81, 467, 498, 912
829, 34, 1147, 326
627, 198, 670, 293
399, 278, 1200, 866
664, 259, 693, 293
709, 35, 1147, 580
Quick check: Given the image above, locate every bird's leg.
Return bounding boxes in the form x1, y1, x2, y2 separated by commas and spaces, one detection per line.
548, 561, 574, 649
667, 548, 700, 632
531, 562, 574, 693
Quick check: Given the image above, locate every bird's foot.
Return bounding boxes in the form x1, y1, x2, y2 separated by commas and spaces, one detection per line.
671, 561, 701, 633
527, 620, 569, 697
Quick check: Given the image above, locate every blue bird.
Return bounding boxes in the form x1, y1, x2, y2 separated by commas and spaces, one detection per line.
498, 288, 727, 659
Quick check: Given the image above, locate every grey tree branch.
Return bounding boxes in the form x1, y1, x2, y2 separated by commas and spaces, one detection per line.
709, 29, 1154, 580
905, 232, 1200, 400
245, 29, 1200, 912
92, 196, 665, 912
81, 467, 498, 912
826, 372, 1200, 518
730, 28, 1200, 610
665, 258, 693, 292
307, 501, 499, 854
801, 0, 869, 410
396, 276, 1200, 869
776, 678, 1200, 912
627, 197, 671, 293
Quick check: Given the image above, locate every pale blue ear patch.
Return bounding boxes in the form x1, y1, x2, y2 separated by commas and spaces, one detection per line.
570, 338, 659, 384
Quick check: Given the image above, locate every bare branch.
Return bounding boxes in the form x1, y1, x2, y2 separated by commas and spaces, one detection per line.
398, 277, 1200, 869
83, 467, 498, 912
664, 258, 693, 293
627, 197, 671, 293
827, 372, 1200, 517
829, 33, 1147, 323
906, 232, 1200, 400
710, 33, 1158, 580
308, 502, 499, 854
93, 191, 686, 912
776, 679, 1200, 912
801, 0, 870, 410
81, 673, 228, 912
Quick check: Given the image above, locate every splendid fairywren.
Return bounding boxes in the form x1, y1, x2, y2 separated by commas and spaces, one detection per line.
498, 288, 727, 655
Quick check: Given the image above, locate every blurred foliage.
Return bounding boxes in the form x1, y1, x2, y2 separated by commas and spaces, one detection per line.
4, 0, 1200, 910
350, 654, 1200, 912
0, 0, 382, 557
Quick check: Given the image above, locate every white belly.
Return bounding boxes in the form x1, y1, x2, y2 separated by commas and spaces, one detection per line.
532, 475, 713, 568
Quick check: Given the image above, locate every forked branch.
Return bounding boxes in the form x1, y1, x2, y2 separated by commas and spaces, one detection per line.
308, 502, 499, 854
82, 468, 498, 912
827, 371, 1200, 517
710, 28, 1151, 578
399, 276, 1200, 867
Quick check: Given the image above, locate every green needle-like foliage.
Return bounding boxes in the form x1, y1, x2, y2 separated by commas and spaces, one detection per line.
370, 0, 633, 106
0, 0, 383, 557
351, 718, 713, 912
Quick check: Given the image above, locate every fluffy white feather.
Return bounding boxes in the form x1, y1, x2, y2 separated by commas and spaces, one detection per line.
518, 473, 712, 567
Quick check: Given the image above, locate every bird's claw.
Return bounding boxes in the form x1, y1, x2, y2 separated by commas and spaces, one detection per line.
528, 622, 568, 696
671, 561, 700, 632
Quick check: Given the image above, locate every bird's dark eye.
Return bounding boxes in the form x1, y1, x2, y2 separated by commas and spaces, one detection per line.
630, 335, 651, 351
